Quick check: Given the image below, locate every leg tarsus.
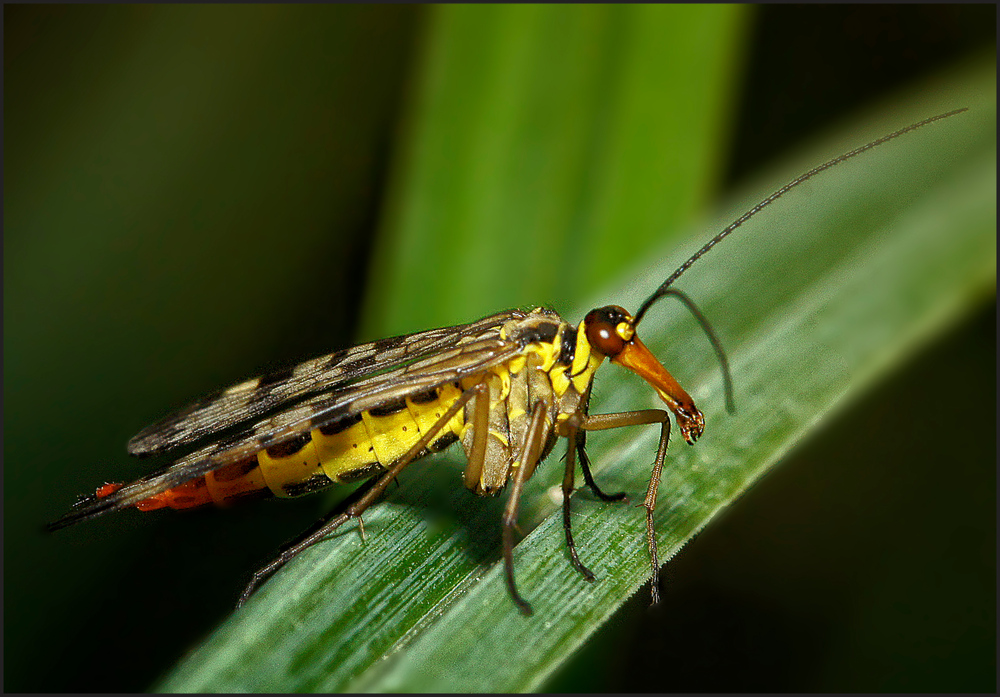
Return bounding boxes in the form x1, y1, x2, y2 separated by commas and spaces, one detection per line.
576, 431, 628, 503
563, 428, 596, 582
641, 417, 670, 608
645, 505, 661, 606
563, 499, 596, 582
501, 402, 548, 616
502, 522, 534, 616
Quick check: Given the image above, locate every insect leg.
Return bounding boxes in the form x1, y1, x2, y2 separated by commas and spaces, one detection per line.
237, 382, 487, 608
560, 423, 596, 582
582, 409, 671, 605
575, 429, 628, 502
237, 474, 380, 606
462, 374, 492, 491
501, 401, 549, 616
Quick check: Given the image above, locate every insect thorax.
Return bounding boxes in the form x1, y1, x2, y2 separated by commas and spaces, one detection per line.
459, 309, 605, 495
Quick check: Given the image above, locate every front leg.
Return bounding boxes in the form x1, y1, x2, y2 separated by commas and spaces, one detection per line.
582, 409, 671, 605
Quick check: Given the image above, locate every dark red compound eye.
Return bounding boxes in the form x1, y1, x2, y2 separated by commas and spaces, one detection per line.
584, 305, 630, 358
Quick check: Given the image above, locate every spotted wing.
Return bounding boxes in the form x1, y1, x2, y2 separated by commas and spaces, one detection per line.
128, 309, 527, 457
49, 332, 525, 530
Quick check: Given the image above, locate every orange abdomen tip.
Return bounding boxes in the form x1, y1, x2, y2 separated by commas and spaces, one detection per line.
95, 483, 123, 498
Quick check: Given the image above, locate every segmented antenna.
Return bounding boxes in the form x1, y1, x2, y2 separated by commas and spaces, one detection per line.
633, 108, 968, 326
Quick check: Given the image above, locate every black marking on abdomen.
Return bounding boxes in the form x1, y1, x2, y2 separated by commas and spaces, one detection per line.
213, 456, 260, 481
282, 473, 335, 497
264, 432, 312, 458
338, 462, 386, 483
318, 412, 362, 435
369, 396, 409, 417
224, 488, 272, 504
409, 388, 440, 405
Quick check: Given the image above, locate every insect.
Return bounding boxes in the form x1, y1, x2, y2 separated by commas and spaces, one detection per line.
49, 109, 965, 615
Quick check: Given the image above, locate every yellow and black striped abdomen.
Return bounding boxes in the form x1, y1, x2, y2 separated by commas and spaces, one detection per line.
117, 384, 467, 511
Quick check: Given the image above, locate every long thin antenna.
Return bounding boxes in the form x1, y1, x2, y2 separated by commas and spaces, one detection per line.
633, 107, 968, 326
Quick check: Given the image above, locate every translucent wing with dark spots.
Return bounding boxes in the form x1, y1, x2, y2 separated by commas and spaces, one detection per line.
128, 310, 527, 457
49, 334, 526, 529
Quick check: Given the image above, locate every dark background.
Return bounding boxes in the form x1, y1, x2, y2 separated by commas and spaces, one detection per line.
5, 5, 994, 692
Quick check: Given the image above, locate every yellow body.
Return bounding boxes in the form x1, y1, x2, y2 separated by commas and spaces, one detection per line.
135, 309, 606, 510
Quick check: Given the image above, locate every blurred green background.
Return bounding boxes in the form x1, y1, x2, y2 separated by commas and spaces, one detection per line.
5, 5, 994, 692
